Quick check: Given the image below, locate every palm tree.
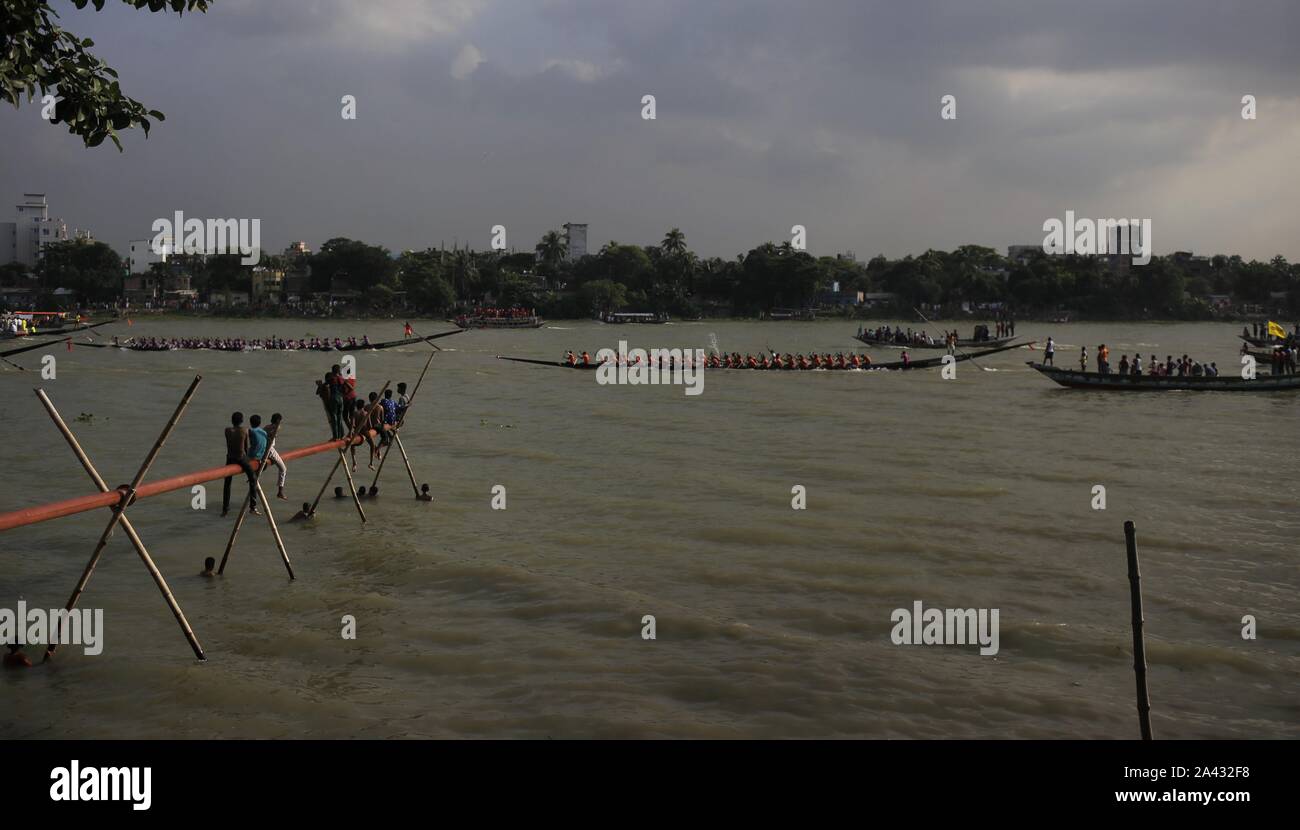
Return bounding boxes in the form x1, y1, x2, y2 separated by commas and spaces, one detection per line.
661, 228, 687, 258
535, 230, 566, 289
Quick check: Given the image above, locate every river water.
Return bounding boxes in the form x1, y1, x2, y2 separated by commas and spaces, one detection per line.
1, 318, 1296, 738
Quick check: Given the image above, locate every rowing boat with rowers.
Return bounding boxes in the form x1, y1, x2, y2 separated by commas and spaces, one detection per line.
498, 340, 1029, 372
452, 314, 544, 329
1026, 362, 1300, 391
113, 330, 462, 352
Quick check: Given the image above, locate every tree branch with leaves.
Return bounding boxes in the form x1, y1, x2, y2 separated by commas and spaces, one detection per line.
1, 0, 209, 150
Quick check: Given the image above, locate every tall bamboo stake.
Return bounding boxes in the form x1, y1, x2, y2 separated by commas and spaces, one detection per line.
35, 383, 206, 661
254, 477, 293, 578
370, 350, 436, 490
391, 433, 420, 497
1125, 520, 1154, 740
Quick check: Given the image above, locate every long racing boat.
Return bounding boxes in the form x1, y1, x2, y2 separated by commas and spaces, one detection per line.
453, 315, 544, 329
498, 340, 1029, 372
115, 330, 462, 352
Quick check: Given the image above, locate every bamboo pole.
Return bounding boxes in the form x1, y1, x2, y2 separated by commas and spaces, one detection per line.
338, 447, 367, 522
35, 384, 206, 661
254, 477, 293, 578
0, 435, 370, 533
1124, 520, 1154, 740
308, 380, 390, 519
370, 350, 435, 492
391, 434, 420, 497
217, 493, 255, 575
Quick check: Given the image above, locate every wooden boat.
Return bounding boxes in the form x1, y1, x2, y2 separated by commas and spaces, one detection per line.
497, 340, 1029, 372
1239, 335, 1298, 349
854, 332, 1018, 350
1, 318, 114, 339
1027, 362, 1300, 391
596, 312, 669, 324
767, 308, 815, 321
452, 315, 544, 329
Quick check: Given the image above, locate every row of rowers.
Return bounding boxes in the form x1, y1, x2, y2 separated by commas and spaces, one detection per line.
563, 350, 903, 369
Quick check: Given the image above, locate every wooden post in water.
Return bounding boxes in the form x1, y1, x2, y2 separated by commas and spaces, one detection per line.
1124, 520, 1154, 740
35, 382, 206, 661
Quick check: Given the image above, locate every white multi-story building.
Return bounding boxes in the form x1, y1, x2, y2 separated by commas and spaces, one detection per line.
128, 236, 174, 274
563, 222, 587, 260
0, 194, 70, 267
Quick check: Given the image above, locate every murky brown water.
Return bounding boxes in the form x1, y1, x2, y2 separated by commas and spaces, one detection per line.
1, 318, 1296, 738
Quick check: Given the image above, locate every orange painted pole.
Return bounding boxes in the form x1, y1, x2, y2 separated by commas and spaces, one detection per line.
0, 430, 390, 534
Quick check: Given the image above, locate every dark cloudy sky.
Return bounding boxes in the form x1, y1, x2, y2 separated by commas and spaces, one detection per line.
3, 0, 1298, 261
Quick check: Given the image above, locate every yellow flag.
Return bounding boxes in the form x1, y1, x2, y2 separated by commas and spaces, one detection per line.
1267, 321, 1286, 339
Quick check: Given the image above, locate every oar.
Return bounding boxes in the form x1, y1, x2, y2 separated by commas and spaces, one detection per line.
913, 307, 995, 372
0, 335, 80, 369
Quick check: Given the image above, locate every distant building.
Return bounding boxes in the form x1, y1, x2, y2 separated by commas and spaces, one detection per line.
128, 236, 174, 274
252, 265, 284, 301
1007, 245, 1041, 266
123, 272, 162, 305
563, 223, 587, 260
281, 242, 313, 301
0, 194, 71, 267
1170, 250, 1212, 279
816, 280, 863, 307
862, 292, 899, 308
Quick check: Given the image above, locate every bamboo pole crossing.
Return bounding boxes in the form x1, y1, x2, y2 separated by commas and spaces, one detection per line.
0, 424, 398, 533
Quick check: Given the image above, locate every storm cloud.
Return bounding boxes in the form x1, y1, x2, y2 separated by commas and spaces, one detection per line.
2, 0, 1297, 261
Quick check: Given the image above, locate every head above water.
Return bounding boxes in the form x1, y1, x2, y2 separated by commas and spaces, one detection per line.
271, 413, 282, 424
368, 486, 378, 496
397, 383, 407, 393
384, 389, 393, 399
331, 364, 341, 374
231, 412, 244, 426
204, 556, 215, 570
250, 414, 262, 428
368, 392, 378, 402
334, 486, 344, 497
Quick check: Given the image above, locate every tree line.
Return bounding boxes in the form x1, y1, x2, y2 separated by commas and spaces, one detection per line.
8, 231, 1300, 320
